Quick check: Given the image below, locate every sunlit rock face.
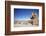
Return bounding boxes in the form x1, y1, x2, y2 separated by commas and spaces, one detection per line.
31, 12, 39, 26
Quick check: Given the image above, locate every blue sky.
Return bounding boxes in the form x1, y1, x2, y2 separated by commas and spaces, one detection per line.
14, 8, 39, 21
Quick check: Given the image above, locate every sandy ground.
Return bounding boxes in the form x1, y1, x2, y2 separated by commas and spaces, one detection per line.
14, 20, 38, 27
14, 23, 33, 27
